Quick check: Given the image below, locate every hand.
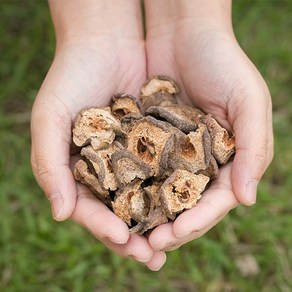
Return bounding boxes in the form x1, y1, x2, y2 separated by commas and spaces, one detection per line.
145, 0, 273, 251
31, 0, 166, 270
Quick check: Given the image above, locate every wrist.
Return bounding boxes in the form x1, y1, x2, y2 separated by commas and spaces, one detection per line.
145, 0, 233, 39
49, 0, 143, 46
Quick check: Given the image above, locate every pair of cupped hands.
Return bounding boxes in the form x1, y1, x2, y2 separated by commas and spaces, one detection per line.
31, 1, 273, 271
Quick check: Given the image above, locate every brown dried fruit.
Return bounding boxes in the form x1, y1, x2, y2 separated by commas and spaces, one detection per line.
205, 114, 235, 164
72, 75, 236, 235
111, 93, 143, 119
127, 116, 174, 177
120, 112, 143, 133
112, 181, 143, 226
73, 107, 122, 150
141, 75, 179, 97
146, 104, 205, 133
130, 206, 168, 235
129, 181, 169, 235
81, 142, 122, 191
143, 181, 162, 210
73, 159, 110, 206
198, 155, 219, 180
111, 149, 151, 187
129, 190, 151, 223
141, 91, 177, 111
169, 123, 212, 174
160, 170, 209, 218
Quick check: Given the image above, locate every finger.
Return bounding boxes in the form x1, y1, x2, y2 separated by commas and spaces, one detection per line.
230, 88, 271, 205
71, 184, 155, 262
31, 102, 76, 221
148, 164, 238, 250
266, 99, 274, 166
144, 251, 167, 271
149, 211, 228, 252
105, 234, 154, 263
71, 184, 130, 244
174, 164, 238, 237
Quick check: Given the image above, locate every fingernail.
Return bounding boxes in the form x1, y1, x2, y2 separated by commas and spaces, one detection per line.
245, 179, 258, 205
164, 245, 180, 252
107, 237, 129, 245
129, 255, 151, 263
49, 193, 64, 220
148, 266, 162, 272
146, 252, 167, 271
137, 257, 152, 263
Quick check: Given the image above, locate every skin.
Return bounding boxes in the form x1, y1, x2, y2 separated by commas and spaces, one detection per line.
144, 0, 273, 251
31, 0, 273, 270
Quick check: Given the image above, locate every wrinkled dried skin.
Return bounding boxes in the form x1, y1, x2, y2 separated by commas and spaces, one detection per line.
143, 180, 177, 218
127, 116, 174, 176
73, 107, 122, 150
130, 181, 169, 234
205, 114, 235, 164
143, 181, 162, 210
130, 206, 168, 235
170, 123, 211, 173
111, 93, 142, 119
112, 149, 151, 186
129, 190, 150, 223
112, 181, 143, 226
141, 75, 179, 97
73, 160, 111, 206
141, 91, 177, 111
120, 112, 143, 134
198, 155, 219, 179
160, 170, 210, 218
146, 104, 205, 133
81, 143, 122, 191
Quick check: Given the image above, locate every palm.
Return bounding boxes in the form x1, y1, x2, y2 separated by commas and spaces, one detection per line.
51, 39, 146, 115
145, 28, 255, 249
31, 38, 161, 260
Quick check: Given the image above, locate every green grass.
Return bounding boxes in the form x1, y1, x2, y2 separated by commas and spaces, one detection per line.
0, 0, 291, 291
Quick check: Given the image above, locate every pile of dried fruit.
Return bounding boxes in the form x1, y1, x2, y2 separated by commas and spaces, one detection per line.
72, 76, 235, 235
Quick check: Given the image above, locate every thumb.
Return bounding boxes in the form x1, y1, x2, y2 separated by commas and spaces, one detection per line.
31, 102, 76, 221
230, 90, 272, 206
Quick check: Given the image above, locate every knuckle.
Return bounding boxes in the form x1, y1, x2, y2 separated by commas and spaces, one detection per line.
35, 158, 54, 193
255, 148, 267, 164
267, 141, 274, 167
254, 144, 268, 170
30, 153, 38, 176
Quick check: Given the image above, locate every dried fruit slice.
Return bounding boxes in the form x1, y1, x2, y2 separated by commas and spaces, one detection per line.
73, 107, 122, 150
130, 206, 168, 235
81, 142, 123, 191
141, 75, 179, 97
111, 149, 151, 187
130, 181, 169, 234
141, 91, 177, 111
129, 190, 151, 223
120, 112, 143, 133
127, 116, 174, 177
111, 93, 143, 119
146, 104, 205, 133
169, 123, 212, 173
73, 160, 110, 206
205, 114, 235, 164
160, 170, 209, 218
198, 155, 219, 180
112, 181, 143, 226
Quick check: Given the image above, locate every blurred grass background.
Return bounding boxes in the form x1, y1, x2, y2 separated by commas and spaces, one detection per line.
0, 0, 291, 291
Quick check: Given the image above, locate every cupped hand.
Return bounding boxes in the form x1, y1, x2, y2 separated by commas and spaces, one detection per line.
31, 37, 166, 270
145, 12, 273, 251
